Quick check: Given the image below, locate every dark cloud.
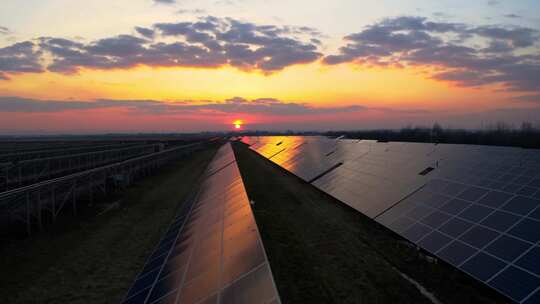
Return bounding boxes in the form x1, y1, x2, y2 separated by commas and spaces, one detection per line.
153, 17, 323, 69
0, 96, 365, 116
0, 16, 321, 78
0, 96, 158, 112
135, 26, 155, 39
471, 25, 537, 47
0, 41, 44, 79
324, 16, 540, 93
504, 14, 521, 19
487, 0, 500, 6
193, 97, 365, 115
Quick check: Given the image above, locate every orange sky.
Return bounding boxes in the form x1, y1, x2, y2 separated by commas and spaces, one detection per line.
0, 1, 539, 133
0, 64, 520, 109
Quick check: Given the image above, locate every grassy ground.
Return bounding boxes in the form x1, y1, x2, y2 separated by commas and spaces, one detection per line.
233, 142, 508, 304
0, 146, 217, 304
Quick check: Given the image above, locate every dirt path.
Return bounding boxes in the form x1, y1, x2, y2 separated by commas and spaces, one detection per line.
0, 147, 217, 304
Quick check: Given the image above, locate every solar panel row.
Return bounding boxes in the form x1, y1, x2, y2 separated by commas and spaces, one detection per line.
244, 136, 540, 303
122, 143, 280, 304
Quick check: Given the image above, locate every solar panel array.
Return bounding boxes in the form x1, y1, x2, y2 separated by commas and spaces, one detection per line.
244, 136, 540, 303
122, 143, 281, 304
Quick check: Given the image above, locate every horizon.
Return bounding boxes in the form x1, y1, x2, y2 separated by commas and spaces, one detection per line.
1, 0, 540, 133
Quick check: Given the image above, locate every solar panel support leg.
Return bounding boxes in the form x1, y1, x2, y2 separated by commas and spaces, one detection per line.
37, 190, 42, 231
51, 187, 56, 222
26, 192, 31, 236
72, 181, 77, 216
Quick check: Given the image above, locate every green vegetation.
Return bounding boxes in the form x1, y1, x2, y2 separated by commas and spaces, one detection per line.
0, 147, 217, 304
233, 142, 509, 304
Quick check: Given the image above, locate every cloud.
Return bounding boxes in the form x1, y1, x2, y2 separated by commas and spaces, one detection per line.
471, 25, 537, 47
194, 97, 365, 115
0, 26, 10, 35
135, 26, 155, 39
214, 0, 243, 6
324, 16, 540, 93
433, 12, 453, 18
0, 16, 321, 79
6, 96, 537, 132
504, 14, 521, 19
1, 14, 538, 95
0, 96, 155, 112
153, 0, 175, 4
512, 95, 540, 102
176, 9, 206, 15
487, 0, 500, 6
0, 41, 44, 79
0, 96, 365, 116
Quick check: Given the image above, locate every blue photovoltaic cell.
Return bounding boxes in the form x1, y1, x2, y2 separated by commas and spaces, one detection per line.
437, 241, 477, 265
407, 205, 433, 220
459, 204, 493, 222
122, 143, 280, 304
518, 187, 538, 196
516, 247, 540, 276
420, 211, 451, 229
439, 218, 473, 238
440, 199, 471, 215
529, 178, 540, 187
485, 235, 532, 262
459, 226, 499, 248
501, 196, 539, 215
244, 136, 540, 303
508, 219, 540, 243
461, 252, 506, 281
403, 223, 432, 242
457, 187, 488, 202
503, 183, 523, 193
441, 182, 468, 196
480, 211, 520, 232
489, 267, 540, 303
427, 193, 452, 208
418, 231, 453, 252
524, 291, 540, 304
478, 191, 513, 208
388, 216, 416, 233
528, 207, 540, 220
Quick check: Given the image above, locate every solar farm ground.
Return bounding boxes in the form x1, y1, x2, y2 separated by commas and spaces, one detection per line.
0, 141, 512, 303
0, 146, 218, 304
232, 142, 509, 304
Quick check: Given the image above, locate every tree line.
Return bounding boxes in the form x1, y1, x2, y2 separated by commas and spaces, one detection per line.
325, 122, 540, 149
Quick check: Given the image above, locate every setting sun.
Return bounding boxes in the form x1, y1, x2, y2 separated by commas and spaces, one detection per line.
233, 120, 243, 129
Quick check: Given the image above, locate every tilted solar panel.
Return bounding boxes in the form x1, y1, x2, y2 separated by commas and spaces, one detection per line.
122, 143, 280, 304
244, 136, 540, 303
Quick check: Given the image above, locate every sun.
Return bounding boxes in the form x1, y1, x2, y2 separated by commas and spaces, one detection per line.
233, 119, 243, 130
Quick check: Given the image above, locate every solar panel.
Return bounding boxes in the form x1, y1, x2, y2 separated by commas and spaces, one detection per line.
245, 136, 540, 303
122, 143, 281, 304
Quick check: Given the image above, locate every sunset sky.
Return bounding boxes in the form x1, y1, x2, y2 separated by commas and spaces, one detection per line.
0, 0, 539, 133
